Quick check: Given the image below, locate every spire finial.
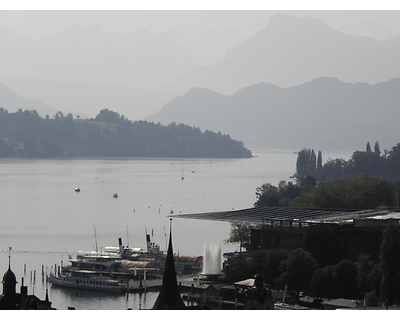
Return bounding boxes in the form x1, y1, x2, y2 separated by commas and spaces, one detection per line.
8, 247, 12, 268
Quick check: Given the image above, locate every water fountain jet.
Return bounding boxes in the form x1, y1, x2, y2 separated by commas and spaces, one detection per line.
199, 242, 224, 281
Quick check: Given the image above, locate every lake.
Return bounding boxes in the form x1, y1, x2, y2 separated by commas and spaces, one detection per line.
0, 148, 352, 310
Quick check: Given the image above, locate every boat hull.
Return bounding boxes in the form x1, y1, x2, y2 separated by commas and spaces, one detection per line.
50, 275, 127, 292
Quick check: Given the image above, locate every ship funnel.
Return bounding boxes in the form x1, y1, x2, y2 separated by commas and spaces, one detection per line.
146, 234, 151, 252
118, 238, 123, 253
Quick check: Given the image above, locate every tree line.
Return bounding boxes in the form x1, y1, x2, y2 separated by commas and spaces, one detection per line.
0, 108, 252, 158
295, 142, 400, 182
254, 175, 398, 209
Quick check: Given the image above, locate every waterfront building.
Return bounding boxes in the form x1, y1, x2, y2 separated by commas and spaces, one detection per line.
0, 258, 54, 310
173, 207, 400, 262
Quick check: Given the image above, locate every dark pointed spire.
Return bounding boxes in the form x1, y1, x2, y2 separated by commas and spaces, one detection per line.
2, 249, 17, 296
152, 219, 186, 309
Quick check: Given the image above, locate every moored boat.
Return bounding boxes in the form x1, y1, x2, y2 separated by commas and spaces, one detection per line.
49, 253, 129, 292
50, 269, 128, 292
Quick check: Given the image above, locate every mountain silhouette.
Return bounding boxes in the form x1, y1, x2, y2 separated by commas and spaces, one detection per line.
0, 23, 201, 90
0, 81, 56, 116
147, 77, 400, 151
168, 14, 400, 95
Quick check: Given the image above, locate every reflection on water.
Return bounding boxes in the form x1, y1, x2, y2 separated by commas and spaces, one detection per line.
49, 285, 158, 310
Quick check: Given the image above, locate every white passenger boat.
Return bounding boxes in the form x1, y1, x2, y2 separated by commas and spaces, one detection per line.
50, 269, 128, 292
49, 251, 129, 292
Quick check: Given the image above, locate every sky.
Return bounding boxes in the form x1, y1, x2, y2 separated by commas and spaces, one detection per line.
1, 2, 400, 40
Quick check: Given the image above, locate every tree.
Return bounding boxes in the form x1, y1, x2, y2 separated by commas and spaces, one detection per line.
225, 223, 252, 252
263, 249, 289, 288
291, 176, 396, 209
332, 260, 359, 298
295, 148, 318, 179
223, 253, 257, 284
254, 183, 281, 207
366, 142, 372, 153
380, 222, 400, 305
356, 253, 381, 298
278, 180, 302, 205
317, 150, 323, 169
374, 141, 381, 156
0, 138, 12, 157
95, 109, 123, 124
299, 142, 400, 182
309, 265, 334, 298
276, 249, 318, 297
299, 175, 316, 192
255, 181, 304, 207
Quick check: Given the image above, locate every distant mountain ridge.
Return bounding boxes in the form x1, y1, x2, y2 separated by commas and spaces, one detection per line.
1, 13, 400, 126
0, 23, 202, 90
0, 14, 400, 135
3, 78, 175, 121
147, 77, 400, 150
168, 14, 400, 95
0, 81, 57, 116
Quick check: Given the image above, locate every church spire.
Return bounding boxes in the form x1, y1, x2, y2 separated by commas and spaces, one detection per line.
2, 248, 17, 297
152, 219, 186, 309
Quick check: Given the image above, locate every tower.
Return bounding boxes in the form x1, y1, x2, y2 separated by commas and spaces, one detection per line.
152, 220, 186, 309
0, 253, 19, 309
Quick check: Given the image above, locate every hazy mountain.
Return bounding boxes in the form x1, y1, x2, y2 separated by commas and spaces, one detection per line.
167, 28, 248, 62
146, 77, 400, 151
0, 23, 202, 90
2, 13, 400, 125
0, 81, 57, 116
3, 78, 176, 121
167, 14, 400, 95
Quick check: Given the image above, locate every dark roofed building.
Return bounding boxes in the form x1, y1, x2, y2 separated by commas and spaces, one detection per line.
172, 207, 400, 262
0, 258, 54, 310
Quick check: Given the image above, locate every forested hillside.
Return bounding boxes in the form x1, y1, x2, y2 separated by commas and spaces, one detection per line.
0, 108, 252, 158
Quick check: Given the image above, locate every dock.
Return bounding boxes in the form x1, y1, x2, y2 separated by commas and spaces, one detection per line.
126, 278, 201, 293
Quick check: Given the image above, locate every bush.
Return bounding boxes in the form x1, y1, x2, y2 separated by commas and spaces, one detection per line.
365, 290, 380, 307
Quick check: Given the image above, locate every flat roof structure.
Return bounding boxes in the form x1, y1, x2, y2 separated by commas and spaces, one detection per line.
171, 207, 400, 226
173, 207, 400, 261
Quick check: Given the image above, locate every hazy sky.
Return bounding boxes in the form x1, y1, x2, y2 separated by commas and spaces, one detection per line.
1, 3, 400, 40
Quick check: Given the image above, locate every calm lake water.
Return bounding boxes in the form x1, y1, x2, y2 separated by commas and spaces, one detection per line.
0, 148, 352, 310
